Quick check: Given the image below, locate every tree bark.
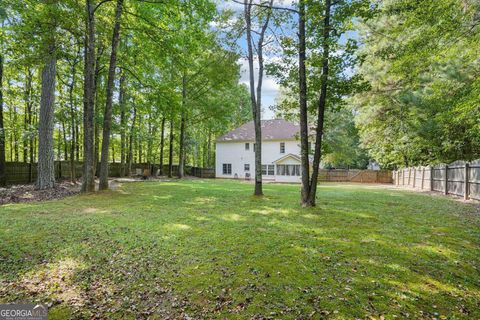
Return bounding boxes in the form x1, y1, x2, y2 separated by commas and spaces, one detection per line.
62, 121, 68, 160
244, 0, 262, 196
12, 104, 19, 162
178, 113, 186, 177
159, 116, 165, 175
306, 0, 332, 206
23, 68, 33, 164
146, 114, 152, 171
298, 0, 311, 206
137, 118, 142, 163
178, 73, 187, 178
168, 115, 174, 178
68, 54, 78, 183
0, 53, 5, 186
93, 50, 103, 176
119, 71, 126, 177
99, 0, 124, 190
82, 0, 97, 192
27, 70, 34, 182
75, 120, 80, 161
127, 103, 136, 176
244, 0, 273, 196
36, 43, 57, 190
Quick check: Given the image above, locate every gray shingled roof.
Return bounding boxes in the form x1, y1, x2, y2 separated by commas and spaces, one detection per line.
217, 119, 300, 142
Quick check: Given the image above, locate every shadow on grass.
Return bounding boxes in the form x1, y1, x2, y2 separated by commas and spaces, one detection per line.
0, 179, 479, 318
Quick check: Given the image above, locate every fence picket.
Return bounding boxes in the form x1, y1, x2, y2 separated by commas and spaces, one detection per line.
2, 162, 216, 186
393, 160, 480, 201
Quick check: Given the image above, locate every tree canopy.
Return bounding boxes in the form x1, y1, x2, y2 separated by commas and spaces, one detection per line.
353, 0, 480, 168
0, 0, 251, 188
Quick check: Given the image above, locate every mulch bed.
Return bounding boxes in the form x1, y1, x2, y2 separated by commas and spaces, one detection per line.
0, 181, 80, 205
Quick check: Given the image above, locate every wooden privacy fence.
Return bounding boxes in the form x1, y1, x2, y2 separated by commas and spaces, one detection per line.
393, 160, 480, 201
318, 169, 392, 183
188, 166, 215, 178
3, 162, 187, 185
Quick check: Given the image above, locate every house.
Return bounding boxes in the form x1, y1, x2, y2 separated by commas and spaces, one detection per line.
215, 119, 303, 183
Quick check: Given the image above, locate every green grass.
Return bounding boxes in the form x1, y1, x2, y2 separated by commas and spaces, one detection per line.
0, 180, 479, 319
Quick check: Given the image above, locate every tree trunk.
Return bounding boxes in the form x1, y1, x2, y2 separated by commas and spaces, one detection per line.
137, 122, 142, 163
168, 115, 174, 178
119, 71, 126, 177
12, 104, 19, 162
127, 103, 136, 176
69, 60, 77, 182
25, 68, 34, 164
0, 53, 5, 187
111, 140, 115, 163
207, 128, 212, 167
147, 115, 152, 167
178, 113, 186, 178
244, 0, 262, 196
298, 0, 311, 207
36, 44, 57, 190
57, 127, 62, 160
99, 0, 124, 190
159, 116, 165, 175
82, 0, 97, 192
146, 112, 156, 175
29, 97, 34, 182
94, 110, 99, 175
244, 0, 273, 196
23, 69, 33, 164
178, 74, 187, 178
307, 0, 332, 206
75, 120, 80, 161
62, 121, 68, 160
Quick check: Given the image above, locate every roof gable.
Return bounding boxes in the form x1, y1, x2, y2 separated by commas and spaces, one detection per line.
272, 153, 301, 164
217, 119, 300, 142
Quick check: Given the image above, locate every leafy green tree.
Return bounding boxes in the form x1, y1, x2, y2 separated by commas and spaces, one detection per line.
269, 0, 371, 206
353, 0, 480, 168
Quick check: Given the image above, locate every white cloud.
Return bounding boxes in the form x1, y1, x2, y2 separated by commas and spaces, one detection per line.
238, 57, 282, 119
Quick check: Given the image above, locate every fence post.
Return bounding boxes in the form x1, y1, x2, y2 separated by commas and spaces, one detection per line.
464, 162, 469, 200
413, 167, 416, 188
430, 165, 434, 191
402, 169, 405, 185
444, 165, 448, 195
421, 167, 425, 190
408, 168, 411, 186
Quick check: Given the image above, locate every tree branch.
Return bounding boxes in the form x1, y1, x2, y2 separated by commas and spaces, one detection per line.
231, 0, 298, 14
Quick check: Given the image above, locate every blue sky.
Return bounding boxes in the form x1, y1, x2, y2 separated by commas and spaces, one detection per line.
215, 1, 359, 120
216, 0, 298, 119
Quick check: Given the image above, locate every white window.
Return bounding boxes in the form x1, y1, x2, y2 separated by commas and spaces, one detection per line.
262, 164, 275, 175
222, 163, 232, 175
244, 164, 250, 171
277, 164, 301, 176
245, 143, 250, 151
280, 142, 285, 154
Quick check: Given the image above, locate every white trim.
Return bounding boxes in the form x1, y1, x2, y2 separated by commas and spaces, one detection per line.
272, 153, 301, 164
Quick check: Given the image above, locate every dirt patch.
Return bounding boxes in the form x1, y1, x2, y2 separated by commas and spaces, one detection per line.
0, 176, 206, 206
0, 177, 186, 205
0, 181, 80, 205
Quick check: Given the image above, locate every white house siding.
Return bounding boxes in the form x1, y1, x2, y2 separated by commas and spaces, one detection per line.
215, 140, 301, 182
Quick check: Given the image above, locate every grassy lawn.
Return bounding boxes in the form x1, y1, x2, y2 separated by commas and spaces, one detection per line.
0, 180, 479, 319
